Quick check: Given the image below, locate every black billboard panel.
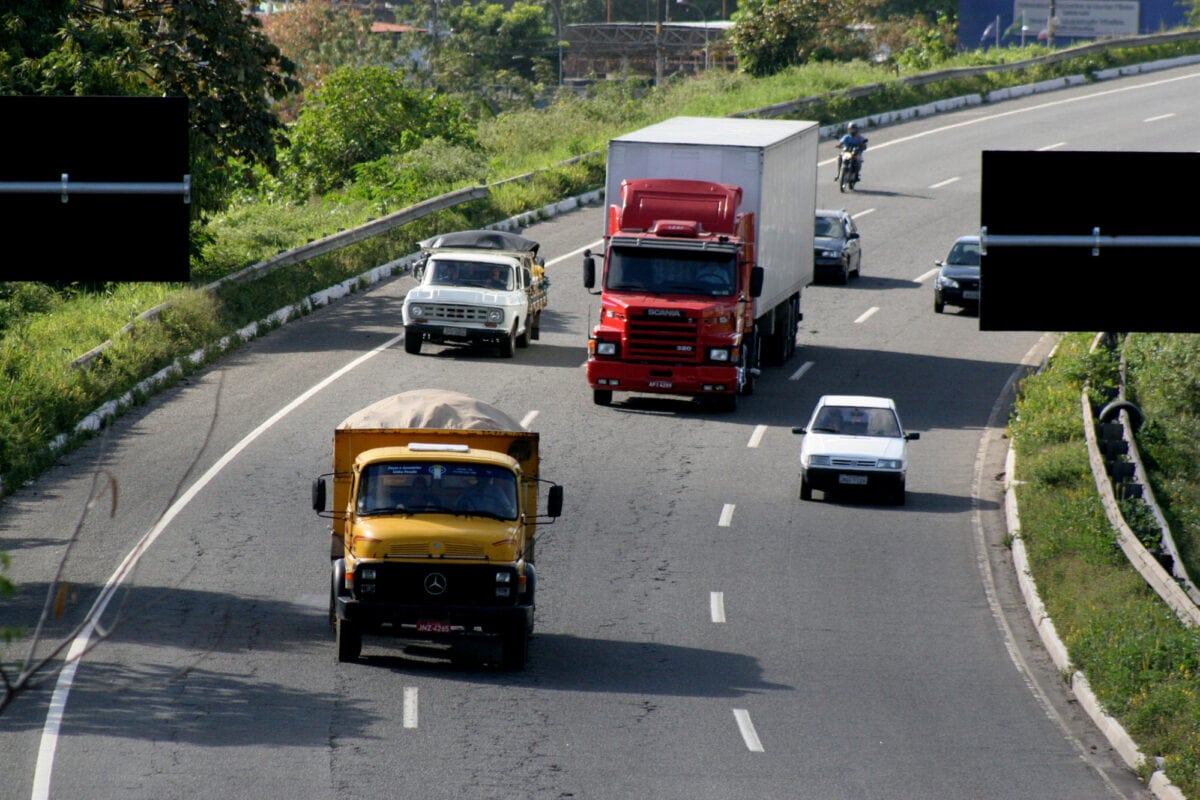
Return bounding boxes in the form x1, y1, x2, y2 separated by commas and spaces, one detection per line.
980, 150, 1200, 332
0, 96, 190, 283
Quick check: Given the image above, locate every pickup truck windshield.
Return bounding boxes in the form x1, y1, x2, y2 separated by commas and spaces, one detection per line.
606, 248, 736, 296
431, 260, 514, 290
357, 461, 519, 520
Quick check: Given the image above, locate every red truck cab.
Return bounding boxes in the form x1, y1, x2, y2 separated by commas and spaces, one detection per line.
584, 178, 764, 412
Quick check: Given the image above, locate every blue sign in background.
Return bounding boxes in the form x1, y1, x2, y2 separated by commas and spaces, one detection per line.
960, 0, 1187, 49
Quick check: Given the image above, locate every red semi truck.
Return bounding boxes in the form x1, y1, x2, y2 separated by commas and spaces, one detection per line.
583, 116, 818, 411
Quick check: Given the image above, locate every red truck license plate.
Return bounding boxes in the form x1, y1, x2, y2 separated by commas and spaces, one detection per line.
416, 620, 452, 633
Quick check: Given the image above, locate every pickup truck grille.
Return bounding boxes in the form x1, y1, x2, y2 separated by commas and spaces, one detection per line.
421, 304, 490, 323
626, 311, 701, 363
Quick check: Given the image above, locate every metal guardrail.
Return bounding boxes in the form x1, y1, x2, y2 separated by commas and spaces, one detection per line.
0, 175, 192, 203
1083, 333, 1200, 627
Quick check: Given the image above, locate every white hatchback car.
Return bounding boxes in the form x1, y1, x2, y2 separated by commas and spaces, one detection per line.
792, 395, 919, 504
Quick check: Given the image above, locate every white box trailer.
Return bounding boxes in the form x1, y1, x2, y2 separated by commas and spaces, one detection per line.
605, 116, 818, 345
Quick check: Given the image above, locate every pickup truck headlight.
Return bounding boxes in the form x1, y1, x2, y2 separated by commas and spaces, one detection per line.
486, 308, 504, 323
708, 347, 731, 362
408, 304, 424, 318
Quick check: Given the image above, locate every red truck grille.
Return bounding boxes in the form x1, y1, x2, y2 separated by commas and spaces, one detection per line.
627, 311, 701, 363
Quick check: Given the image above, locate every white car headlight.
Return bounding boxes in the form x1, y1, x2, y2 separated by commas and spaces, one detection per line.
809, 455, 831, 467
877, 459, 903, 470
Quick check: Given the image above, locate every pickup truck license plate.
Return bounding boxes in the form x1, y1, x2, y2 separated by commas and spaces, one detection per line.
443, 326, 467, 338
839, 474, 869, 485
416, 620, 452, 634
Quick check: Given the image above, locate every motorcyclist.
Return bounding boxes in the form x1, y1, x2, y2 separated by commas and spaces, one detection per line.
837, 122, 868, 182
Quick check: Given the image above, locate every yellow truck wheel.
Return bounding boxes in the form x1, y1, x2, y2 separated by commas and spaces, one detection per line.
336, 617, 361, 663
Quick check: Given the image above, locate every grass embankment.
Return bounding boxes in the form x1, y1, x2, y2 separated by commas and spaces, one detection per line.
1011, 333, 1200, 795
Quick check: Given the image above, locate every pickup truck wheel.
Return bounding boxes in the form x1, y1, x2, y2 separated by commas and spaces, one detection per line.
404, 328, 422, 354
500, 324, 516, 358
516, 318, 530, 348
530, 312, 541, 340
593, 389, 612, 406
336, 617, 361, 663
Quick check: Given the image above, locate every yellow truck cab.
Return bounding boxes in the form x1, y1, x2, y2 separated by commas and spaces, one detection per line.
312, 390, 563, 668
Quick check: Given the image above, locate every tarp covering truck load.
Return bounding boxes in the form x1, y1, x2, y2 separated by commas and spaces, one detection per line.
312, 389, 563, 668
583, 116, 818, 411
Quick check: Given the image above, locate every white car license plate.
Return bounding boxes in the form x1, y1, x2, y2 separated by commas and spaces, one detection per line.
839, 474, 868, 485
443, 326, 467, 337
963, 290, 980, 300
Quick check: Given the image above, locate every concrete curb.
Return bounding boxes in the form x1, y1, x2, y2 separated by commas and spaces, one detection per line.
1004, 446, 1186, 799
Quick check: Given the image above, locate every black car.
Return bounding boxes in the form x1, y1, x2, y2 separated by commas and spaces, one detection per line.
933, 235, 980, 313
813, 209, 862, 285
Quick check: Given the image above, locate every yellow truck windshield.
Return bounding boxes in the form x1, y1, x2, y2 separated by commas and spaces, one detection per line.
357, 461, 519, 520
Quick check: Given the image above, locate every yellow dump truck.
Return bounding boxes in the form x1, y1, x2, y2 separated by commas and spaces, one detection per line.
312, 389, 563, 668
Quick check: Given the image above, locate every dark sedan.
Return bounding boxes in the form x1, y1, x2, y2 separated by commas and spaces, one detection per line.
814, 209, 862, 285
933, 235, 980, 313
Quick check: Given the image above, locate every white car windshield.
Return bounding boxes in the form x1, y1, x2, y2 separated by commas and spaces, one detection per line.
811, 406, 901, 437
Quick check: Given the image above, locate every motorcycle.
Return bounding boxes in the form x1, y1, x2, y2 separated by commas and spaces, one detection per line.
838, 145, 864, 192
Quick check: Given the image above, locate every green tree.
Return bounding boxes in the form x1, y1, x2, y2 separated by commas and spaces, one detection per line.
728, 0, 876, 77
281, 64, 476, 197
0, 0, 299, 217
260, 0, 419, 121
431, 1, 557, 113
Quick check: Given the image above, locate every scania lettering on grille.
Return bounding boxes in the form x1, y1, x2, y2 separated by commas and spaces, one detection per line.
424, 573, 448, 596
646, 309, 682, 318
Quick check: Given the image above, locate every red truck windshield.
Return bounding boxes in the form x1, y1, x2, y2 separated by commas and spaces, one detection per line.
606, 248, 736, 297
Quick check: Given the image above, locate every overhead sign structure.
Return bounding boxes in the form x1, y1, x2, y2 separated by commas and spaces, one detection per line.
979, 150, 1200, 332
0, 96, 191, 283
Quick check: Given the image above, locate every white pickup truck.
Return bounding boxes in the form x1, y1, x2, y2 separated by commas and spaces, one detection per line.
402, 229, 549, 358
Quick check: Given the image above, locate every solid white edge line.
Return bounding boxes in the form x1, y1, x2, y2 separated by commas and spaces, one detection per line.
1144, 112, 1175, 122
789, 360, 814, 381
916, 267, 940, 284
747, 425, 767, 448
404, 686, 419, 729
710, 591, 726, 624
733, 709, 765, 752
854, 307, 879, 324
929, 176, 961, 189
851, 208, 876, 218
1037, 142, 1067, 151
547, 239, 604, 267
31, 331, 407, 800
718, 504, 735, 527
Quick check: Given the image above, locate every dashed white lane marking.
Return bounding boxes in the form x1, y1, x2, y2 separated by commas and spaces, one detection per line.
747, 425, 767, 448
404, 686, 419, 729
789, 360, 815, 381
733, 709, 765, 752
855, 307, 880, 324
718, 504, 735, 527
710, 592, 726, 624
929, 176, 961, 189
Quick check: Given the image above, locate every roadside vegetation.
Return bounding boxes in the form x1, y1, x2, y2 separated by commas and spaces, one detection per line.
1011, 333, 1200, 796
3, 5, 1200, 785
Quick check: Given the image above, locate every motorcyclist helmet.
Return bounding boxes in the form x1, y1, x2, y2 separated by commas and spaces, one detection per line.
848, 123, 859, 133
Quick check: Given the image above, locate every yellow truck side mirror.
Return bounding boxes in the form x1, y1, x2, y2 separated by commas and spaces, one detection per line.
547, 484, 563, 517
312, 477, 327, 512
